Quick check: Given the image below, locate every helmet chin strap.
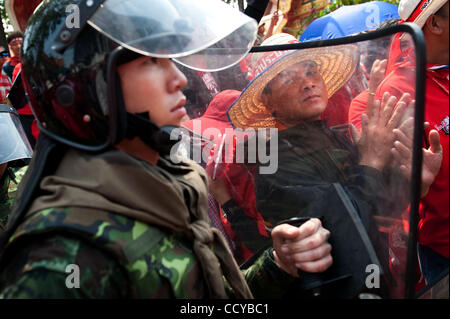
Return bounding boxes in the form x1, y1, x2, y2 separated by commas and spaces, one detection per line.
124, 112, 181, 157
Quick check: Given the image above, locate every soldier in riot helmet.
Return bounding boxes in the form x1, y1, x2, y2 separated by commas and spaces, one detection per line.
0, 0, 333, 298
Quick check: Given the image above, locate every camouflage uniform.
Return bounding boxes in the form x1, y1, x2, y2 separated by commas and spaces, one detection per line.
0, 206, 295, 298
0, 166, 27, 228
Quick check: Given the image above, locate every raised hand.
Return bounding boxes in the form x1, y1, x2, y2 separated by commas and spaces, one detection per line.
368, 59, 387, 94
358, 92, 412, 171
391, 118, 443, 197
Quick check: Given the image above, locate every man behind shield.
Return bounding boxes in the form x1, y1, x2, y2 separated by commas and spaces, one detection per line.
228, 42, 442, 297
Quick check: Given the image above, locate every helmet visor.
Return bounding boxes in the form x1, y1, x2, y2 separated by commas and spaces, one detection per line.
0, 107, 33, 165
88, 0, 257, 72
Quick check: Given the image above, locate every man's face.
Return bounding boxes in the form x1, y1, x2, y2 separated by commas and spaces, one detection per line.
435, 2, 449, 64
8, 37, 23, 57
261, 60, 328, 127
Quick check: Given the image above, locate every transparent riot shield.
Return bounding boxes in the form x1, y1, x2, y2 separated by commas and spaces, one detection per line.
0, 105, 33, 165
175, 23, 432, 299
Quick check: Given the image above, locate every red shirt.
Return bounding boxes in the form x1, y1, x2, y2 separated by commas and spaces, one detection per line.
2, 56, 20, 81
375, 59, 449, 258
418, 65, 449, 258
182, 90, 268, 260
0, 69, 11, 102
348, 89, 370, 131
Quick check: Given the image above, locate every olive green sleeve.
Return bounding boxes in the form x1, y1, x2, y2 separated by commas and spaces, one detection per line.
225, 249, 296, 299
0, 235, 129, 299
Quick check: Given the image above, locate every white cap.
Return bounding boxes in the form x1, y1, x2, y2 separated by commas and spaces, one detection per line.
398, 0, 447, 28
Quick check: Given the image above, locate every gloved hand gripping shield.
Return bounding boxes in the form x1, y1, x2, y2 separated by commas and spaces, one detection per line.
177, 24, 431, 299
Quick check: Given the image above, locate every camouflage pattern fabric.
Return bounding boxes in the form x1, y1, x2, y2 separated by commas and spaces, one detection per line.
0, 166, 28, 227
0, 206, 296, 298
0, 234, 129, 298
8, 166, 28, 199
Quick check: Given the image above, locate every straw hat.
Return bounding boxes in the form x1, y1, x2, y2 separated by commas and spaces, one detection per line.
228, 44, 360, 130
398, 0, 448, 28
248, 33, 299, 80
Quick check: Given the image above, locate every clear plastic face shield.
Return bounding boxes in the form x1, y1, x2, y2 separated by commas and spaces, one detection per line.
26, 0, 257, 151
0, 105, 33, 165
174, 24, 431, 299
88, 0, 257, 71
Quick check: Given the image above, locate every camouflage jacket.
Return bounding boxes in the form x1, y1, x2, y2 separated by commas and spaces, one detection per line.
0, 206, 295, 299
0, 166, 28, 228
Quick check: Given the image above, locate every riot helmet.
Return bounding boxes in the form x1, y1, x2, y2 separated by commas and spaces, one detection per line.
0, 105, 33, 165
21, 0, 257, 152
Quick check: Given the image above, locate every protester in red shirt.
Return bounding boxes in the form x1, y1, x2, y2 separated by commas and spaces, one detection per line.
10, 63, 39, 148
3, 33, 39, 147
2, 32, 23, 83
348, 18, 400, 131
379, 0, 449, 286
3, 32, 39, 148
0, 46, 11, 103
181, 90, 247, 259
182, 34, 301, 264
3, 32, 38, 148
182, 89, 271, 264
